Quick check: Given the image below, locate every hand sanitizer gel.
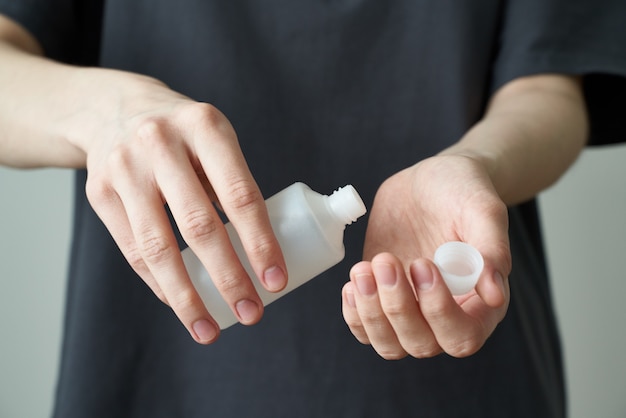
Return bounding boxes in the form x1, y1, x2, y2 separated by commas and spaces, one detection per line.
182, 182, 367, 329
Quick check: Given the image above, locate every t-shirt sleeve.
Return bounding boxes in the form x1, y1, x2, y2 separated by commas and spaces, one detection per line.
492, 0, 626, 146
0, 0, 103, 65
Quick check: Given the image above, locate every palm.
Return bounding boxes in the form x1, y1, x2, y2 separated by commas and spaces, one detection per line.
364, 155, 507, 270
343, 155, 511, 359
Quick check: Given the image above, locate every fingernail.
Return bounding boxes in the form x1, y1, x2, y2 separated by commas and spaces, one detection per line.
236, 299, 260, 324
411, 260, 434, 291
375, 263, 397, 288
354, 273, 377, 296
192, 319, 218, 343
263, 266, 287, 292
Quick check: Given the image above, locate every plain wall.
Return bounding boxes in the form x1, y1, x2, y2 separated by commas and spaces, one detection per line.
1, 146, 625, 417
0, 167, 71, 418
539, 145, 626, 418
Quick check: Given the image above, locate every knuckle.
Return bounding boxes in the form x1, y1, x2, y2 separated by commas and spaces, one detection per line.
85, 175, 115, 206
136, 117, 169, 145
212, 272, 246, 300
421, 299, 452, 323
192, 102, 222, 124
342, 313, 362, 331
182, 102, 229, 133
245, 235, 275, 261
344, 316, 363, 330
134, 117, 178, 155
405, 342, 442, 359
381, 300, 409, 319
107, 142, 135, 171
444, 336, 484, 358
224, 178, 263, 212
137, 232, 174, 264
180, 208, 220, 243
167, 287, 199, 312
359, 310, 386, 326
124, 245, 148, 270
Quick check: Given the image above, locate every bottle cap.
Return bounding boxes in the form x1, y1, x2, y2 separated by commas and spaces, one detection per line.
328, 185, 367, 225
434, 241, 484, 296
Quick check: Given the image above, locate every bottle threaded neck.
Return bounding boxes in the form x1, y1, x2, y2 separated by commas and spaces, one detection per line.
327, 185, 367, 225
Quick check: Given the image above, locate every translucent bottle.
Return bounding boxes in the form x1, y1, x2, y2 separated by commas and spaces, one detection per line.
181, 182, 367, 329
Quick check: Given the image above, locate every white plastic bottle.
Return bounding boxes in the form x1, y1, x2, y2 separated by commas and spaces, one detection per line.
181, 182, 367, 329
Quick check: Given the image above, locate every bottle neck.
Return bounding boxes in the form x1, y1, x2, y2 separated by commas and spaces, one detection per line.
325, 185, 367, 226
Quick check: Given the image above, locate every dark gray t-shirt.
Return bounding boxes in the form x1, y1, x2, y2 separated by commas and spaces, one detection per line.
2, 1, 625, 417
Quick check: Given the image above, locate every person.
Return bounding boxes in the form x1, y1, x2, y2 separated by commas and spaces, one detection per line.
0, 1, 624, 417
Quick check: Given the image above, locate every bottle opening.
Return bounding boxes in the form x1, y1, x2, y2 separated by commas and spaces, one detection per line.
327, 185, 367, 225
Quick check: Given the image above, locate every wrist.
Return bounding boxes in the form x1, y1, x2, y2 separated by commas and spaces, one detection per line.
63, 68, 168, 162
437, 75, 587, 205
437, 130, 503, 198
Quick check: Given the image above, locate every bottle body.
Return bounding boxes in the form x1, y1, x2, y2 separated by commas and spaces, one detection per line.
182, 182, 366, 329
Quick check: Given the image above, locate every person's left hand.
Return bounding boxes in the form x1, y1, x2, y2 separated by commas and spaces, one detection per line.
342, 155, 511, 359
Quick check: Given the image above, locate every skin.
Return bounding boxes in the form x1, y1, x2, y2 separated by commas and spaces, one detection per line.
343, 74, 588, 359
0, 16, 288, 344
0, 14, 588, 356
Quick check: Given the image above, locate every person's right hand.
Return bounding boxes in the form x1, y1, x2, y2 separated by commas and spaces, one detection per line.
73, 69, 287, 344
1, 13, 287, 344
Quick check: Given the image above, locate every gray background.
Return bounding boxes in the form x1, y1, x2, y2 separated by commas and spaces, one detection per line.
1, 145, 625, 417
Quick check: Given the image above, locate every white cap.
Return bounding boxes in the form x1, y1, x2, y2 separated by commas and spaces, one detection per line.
327, 185, 367, 225
434, 241, 484, 296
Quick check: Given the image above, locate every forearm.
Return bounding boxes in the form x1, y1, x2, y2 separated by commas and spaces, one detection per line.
0, 15, 169, 169
0, 16, 86, 168
442, 74, 588, 205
